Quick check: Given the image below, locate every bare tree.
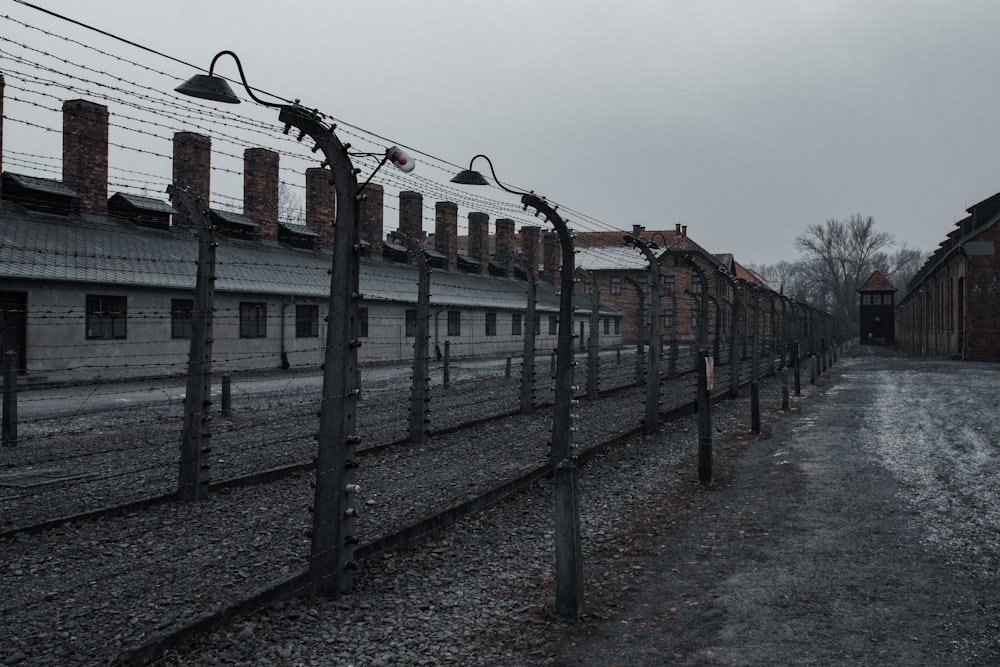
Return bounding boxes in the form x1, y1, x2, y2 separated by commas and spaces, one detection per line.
870, 246, 926, 298
794, 215, 895, 327
279, 182, 305, 226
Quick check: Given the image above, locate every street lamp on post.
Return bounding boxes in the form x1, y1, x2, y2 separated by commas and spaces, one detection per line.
624, 233, 662, 434
175, 51, 414, 597
714, 267, 741, 400
451, 154, 584, 619
663, 249, 713, 485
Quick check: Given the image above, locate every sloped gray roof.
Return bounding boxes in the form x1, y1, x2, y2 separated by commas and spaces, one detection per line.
280, 221, 318, 237
211, 209, 259, 228
0, 202, 622, 316
4, 172, 80, 198
109, 192, 176, 214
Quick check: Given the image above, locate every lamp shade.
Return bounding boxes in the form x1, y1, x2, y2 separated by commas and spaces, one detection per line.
386, 146, 416, 173
449, 169, 489, 186
174, 74, 241, 104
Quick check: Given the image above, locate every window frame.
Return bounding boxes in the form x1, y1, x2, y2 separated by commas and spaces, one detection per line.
239, 302, 268, 339
295, 304, 319, 338
358, 307, 369, 338
171, 298, 193, 340
86, 294, 127, 340
447, 310, 461, 336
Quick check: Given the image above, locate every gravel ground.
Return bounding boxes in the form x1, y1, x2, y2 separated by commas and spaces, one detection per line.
142, 366, 787, 666
1, 347, 751, 665
125, 346, 1000, 667
0, 353, 673, 532
547, 346, 1000, 666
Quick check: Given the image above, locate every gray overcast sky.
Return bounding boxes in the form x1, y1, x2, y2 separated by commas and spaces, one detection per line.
4, 0, 1000, 267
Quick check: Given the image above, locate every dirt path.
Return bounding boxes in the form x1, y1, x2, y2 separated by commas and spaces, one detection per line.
545, 351, 1000, 666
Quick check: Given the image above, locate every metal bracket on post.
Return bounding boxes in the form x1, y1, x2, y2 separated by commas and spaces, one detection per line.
624, 276, 646, 390
522, 192, 584, 620
391, 230, 431, 446
750, 288, 761, 435
515, 253, 537, 415
624, 234, 661, 434
279, 105, 361, 598
575, 268, 600, 401
667, 250, 713, 484
169, 184, 216, 502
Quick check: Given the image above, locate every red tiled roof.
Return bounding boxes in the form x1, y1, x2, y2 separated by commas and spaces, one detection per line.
858, 270, 896, 292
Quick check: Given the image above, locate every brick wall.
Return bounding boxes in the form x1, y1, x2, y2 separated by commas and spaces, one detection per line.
172, 131, 211, 226
399, 191, 423, 241
965, 223, 1000, 361
468, 211, 490, 273
305, 167, 336, 249
495, 218, 515, 275
63, 100, 109, 215
543, 231, 560, 284
243, 148, 278, 238
434, 201, 458, 269
359, 183, 384, 256
520, 225, 541, 272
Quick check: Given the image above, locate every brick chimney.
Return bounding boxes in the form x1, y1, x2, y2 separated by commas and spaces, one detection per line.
632, 224, 645, 237
519, 225, 541, 272
495, 218, 515, 275
434, 201, 458, 270
468, 211, 490, 274
243, 147, 278, 238
543, 230, 560, 284
399, 191, 423, 241
63, 99, 109, 215
359, 183, 384, 256
305, 167, 336, 249
172, 131, 212, 227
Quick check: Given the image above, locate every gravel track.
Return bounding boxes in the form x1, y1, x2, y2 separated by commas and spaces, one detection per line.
0, 347, 785, 665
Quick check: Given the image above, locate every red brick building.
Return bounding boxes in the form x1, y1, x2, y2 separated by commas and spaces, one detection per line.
897, 192, 1000, 361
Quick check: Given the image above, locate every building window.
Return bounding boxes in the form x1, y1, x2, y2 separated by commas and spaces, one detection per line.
447, 310, 461, 336
296, 304, 319, 338
663, 308, 674, 329
862, 294, 873, 306
534, 315, 541, 335
549, 315, 558, 335
603, 317, 610, 334
86, 295, 127, 340
691, 273, 702, 294
691, 307, 700, 329
583, 279, 593, 295
405, 309, 417, 337
171, 298, 193, 339
358, 307, 369, 338
240, 302, 267, 338
512, 313, 522, 336
610, 276, 621, 295
485, 311, 497, 336
664, 275, 675, 293
614, 317, 621, 335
